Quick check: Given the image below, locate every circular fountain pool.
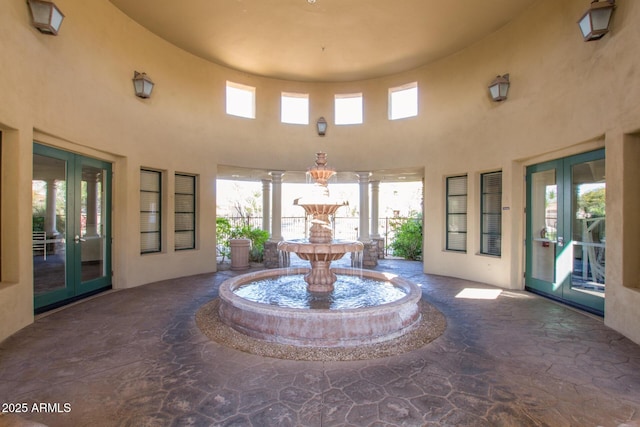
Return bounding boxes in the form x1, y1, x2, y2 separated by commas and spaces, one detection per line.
218, 267, 422, 348
233, 272, 407, 309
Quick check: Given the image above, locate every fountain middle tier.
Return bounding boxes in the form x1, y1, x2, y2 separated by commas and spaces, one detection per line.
277, 239, 364, 293
277, 239, 364, 259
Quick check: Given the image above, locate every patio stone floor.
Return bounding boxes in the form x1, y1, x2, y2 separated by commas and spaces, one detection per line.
1, 259, 639, 426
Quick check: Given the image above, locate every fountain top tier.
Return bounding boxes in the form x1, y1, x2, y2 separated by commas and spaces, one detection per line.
277, 152, 363, 293
294, 152, 347, 214
308, 152, 335, 189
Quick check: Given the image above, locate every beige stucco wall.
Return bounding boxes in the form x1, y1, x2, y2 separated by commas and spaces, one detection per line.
1, 0, 639, 343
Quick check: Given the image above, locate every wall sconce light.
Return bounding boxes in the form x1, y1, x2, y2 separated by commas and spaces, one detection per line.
27, 0, 64, 35
578, 0, 615, 41
316, 117, 327, 136
488, 74, 510, 102
132, 71, 154, 99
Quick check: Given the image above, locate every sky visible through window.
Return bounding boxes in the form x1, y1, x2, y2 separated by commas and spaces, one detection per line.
390, 84, 418, 120
225, 85, 418, 123
226, 82, 255, 119
335, 94, 363, 125
281, 93, 309, 125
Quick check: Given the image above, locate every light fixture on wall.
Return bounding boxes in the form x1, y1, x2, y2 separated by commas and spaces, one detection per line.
132, 71, 154, 99
578, 0, 616, 41
27, 0, 64, 35
316, 117, 327, 136
488, 74, 510, 102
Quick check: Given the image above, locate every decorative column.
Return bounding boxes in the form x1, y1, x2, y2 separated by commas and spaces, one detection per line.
356, 172, 371, 242
263, 172, 287, 268
262, 179, 271, 234
269, 171, 284, 242
370, 180, 380, 239
44, 179, 58, 236
357, 172, 379, 267
370, 180, 384, 260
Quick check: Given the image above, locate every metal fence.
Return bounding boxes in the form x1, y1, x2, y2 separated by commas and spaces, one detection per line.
221, 215, 418, 256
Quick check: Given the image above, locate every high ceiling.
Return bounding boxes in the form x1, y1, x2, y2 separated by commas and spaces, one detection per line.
109, 0, 537, 82
109, 0, 537, 182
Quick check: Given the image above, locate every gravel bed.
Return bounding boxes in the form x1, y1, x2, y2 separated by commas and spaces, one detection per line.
196, 298, 446, 361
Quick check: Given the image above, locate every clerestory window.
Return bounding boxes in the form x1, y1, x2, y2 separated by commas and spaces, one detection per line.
335, 93, 363, 125
226, 81, 256, 119
389, 82, 418, 120
281, 92, 309, 125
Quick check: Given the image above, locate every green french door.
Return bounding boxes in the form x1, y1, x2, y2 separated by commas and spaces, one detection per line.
32, 144, 112, 312
525, 149, 605, 315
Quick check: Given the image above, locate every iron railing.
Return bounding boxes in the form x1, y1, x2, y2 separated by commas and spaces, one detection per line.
220, 216, 417, 256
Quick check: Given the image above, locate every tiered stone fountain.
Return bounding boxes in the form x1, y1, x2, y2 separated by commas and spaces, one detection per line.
217, 152, 422, 348
277, 152, 363, 293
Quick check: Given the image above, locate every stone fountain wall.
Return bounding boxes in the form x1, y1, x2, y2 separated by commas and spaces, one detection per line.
264, 241, 288, 268
362, 241, 379, 267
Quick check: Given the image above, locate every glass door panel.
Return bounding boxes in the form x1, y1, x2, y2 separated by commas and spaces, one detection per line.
32, 153, 70, 302
566, 156, 606, 308
526, 150, 605, 315
530, 168, 557, 283
77, 159, 111, 293
526, 162, 562, 300
33, 144, 111, 312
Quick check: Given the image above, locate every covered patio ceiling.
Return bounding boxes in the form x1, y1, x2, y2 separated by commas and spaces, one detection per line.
217, 165, 424, 184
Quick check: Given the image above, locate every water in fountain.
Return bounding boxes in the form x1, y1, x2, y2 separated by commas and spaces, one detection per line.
234, 274, 407, 309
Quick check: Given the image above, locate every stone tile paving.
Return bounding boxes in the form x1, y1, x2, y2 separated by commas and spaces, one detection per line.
0, 260, 639, 426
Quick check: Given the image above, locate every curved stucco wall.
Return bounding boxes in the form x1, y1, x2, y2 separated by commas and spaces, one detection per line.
1, 0, 640, 342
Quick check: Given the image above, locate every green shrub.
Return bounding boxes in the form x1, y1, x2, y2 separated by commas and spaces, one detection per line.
390, 215, 423, 260
217, 218, 270, 263
216, 217, 232, 262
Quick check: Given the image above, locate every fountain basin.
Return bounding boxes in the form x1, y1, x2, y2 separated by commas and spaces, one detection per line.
218, 267, 422, 347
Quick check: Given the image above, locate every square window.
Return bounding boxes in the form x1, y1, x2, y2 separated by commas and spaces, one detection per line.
389, 83, 418, 120
335, 93, 363, 125
281, 92, 309, 125
226, 81, 255, 119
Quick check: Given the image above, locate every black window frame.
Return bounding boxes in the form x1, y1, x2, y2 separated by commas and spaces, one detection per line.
480, 171, 502, 256
140, 169, 162, 254
446, 175, 468, 252
174, 173, 196, 251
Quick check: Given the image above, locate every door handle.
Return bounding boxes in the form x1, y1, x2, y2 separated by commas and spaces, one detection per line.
557, 236, 564, 247
74, 235, 86, 243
